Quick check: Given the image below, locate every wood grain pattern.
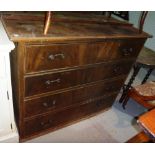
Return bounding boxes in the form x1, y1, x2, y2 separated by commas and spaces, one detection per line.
25, 39, 145, 73
10, 43, 26, 132
138, 109, 155, 140
22, 93, 117, 138
25, 60, 134, 97
1, 13, 151, 42
24, 77, 125, 118
2, 12, 132, 25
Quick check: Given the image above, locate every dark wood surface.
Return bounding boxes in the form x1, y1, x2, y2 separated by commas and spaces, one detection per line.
2, 12, 131, 25
24, 77, 125, 118
6, 13, 149, 141
25, 60, 134, 97
127, 131, 150, 143
2, 13, 150, 42
25, 39, 145, 74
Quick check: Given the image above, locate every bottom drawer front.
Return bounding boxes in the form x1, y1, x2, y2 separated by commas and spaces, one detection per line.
23, 93, 117, 137
25, 77, 125, 118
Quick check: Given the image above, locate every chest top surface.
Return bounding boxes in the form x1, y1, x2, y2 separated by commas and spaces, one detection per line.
1, 12, 151, 42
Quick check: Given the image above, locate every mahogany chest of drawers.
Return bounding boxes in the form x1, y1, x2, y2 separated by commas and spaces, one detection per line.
2, 13, 150, 141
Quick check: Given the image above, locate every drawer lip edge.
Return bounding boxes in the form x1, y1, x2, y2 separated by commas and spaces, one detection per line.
24, 58, 136, 76
24, 91, 120, 121
24, 75, 127, 101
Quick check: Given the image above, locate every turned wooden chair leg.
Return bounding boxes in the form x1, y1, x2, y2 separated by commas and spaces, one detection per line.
119, 64, 140, 103
141, 68, 153, 84
122, 95, 130, 109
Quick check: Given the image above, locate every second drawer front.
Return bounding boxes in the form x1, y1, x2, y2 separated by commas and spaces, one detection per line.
24, 77, 125, 118
23, 93, 117, 138
25, 60, 133, 97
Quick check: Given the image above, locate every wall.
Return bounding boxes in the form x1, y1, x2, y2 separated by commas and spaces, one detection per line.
129, 11, 155, 51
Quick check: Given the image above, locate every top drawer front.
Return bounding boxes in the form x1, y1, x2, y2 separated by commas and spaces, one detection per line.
25, 42, 110, 73
25, 39, 145, 73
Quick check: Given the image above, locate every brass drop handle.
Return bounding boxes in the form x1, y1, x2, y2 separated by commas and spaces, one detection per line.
42, 102, 48, 107
40, 119, 53, 126
122, 47, 133, 56
42, 100, 56, 107
45, 78, 60, 85
48, 53, 65, 61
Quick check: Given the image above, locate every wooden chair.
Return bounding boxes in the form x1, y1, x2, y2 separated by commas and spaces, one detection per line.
123, 81, 155, 143
127, 108, 155, 143
122, 81, 155, 109
138, 108, 155, 142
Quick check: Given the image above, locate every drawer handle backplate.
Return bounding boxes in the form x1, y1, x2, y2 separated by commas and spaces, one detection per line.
40, 119, 53, 127
42, 100, 56, 108
45, 78, 61, 85
114, 66, 121, 73
48, 53, 65, 61
122, 47, 133, 56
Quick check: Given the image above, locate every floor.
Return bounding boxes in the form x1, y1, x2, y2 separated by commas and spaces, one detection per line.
27, 68, 155, 143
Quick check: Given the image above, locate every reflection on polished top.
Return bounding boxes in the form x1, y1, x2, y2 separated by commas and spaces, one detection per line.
1, 12, 151, 42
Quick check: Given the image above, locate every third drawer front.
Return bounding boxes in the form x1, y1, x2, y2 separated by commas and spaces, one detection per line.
25, 60, 133, 97
24, 76, 125, 118
23, 93, 117, 138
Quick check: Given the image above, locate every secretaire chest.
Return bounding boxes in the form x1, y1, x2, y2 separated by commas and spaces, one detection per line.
2, 12, 150, 141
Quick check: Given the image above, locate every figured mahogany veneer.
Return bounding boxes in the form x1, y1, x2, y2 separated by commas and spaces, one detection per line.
25, 39, 144, 73
3, 13, 150, 142
23, 93, 117, 139
25, 60, 134, 97
25, 77, 125, 118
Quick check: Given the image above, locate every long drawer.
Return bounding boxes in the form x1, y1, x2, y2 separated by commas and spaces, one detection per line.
24, 76, 125, 118
25, 39, 145, 73
25, 60, 134, 97
23, 93, 117, 138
